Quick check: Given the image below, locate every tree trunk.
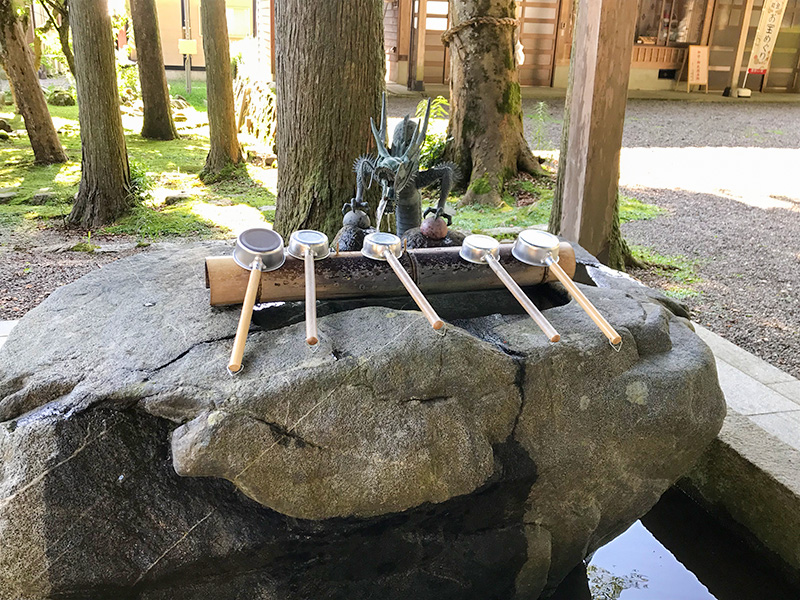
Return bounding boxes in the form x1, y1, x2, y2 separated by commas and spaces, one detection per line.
200, 0, 242, 179
445, 0, 542, 207
130, 0, 177, 140
67, 0, 132, 229
0, 0, 67, 164
273, 0, 383, 240
56, 13, 75, 76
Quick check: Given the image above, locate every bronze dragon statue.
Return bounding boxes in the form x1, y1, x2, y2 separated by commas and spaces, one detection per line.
342, 95, 458, 240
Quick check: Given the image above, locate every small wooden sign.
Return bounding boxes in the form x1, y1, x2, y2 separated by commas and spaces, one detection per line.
178, 39, 198, 55
687, 45, 709, 93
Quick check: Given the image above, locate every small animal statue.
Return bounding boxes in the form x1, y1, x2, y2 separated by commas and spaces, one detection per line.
343, 94, 457, 238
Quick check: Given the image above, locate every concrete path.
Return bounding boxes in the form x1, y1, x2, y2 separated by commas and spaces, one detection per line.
1, 317, 798, 574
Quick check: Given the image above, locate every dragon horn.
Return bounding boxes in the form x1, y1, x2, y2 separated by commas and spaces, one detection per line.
371, 117, 391, 159
406, 98, 432, 160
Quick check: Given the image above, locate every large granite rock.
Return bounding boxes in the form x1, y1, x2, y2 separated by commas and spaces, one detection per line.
0, 242, 725, 599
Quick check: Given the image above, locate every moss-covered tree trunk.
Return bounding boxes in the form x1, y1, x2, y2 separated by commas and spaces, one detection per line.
445, 0, 542, 207
67, 0, 132, 229
200, 0, 242, 179
130, 0, 178, 140
0, 0, 67, 164
273, 0, 383, 240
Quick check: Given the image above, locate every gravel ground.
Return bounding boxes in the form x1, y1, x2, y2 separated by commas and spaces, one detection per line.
389, 97, 800, 149
623, 186, 800, 378
0, 226, 145, 319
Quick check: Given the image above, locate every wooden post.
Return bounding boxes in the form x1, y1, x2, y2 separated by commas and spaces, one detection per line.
556, 0, 639, 261
411, 0, 427, 90
729, 0, 755, 91
397, 0, 412, 83
700, 0, 716, 46
183, 0, 192, 94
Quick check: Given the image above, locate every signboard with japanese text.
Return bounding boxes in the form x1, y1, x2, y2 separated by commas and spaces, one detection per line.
688, 45, 709, 87
747, 0, 789, 75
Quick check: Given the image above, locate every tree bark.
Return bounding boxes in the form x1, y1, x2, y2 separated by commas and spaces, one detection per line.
0, 0, 67, 164
200, 0, 242, 179
273, 0, 383, 240
445, 0, 542, 207
67, 0, 132, 229
56, 11, 75, 75
130, 0, 177, 140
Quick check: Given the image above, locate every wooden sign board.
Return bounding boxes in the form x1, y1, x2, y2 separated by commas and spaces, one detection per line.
687, 45, 709, 92
178, 39, 198, 55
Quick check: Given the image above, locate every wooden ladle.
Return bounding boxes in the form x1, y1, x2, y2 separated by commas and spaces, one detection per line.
460, 234, 560, 342
361, 232, 444, 330
512, 230, 621, 346
228, 228, 286, 373
286, 230, 330, 346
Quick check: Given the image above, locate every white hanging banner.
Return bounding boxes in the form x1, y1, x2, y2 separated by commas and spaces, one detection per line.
746, 0, 789, 75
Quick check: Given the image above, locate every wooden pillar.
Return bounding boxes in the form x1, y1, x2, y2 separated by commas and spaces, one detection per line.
556, 0, 639, 260
397, 0, 412, 84
700, 0, 716, 46
729, 0, 756, 91
410, 0, 427, 90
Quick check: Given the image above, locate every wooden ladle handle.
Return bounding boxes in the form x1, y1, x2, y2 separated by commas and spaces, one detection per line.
304, 248, 318, 345
384, 250, 444, 330
228, 258, 262, 372
547, 259, 622, 345
485, 253, 560, 342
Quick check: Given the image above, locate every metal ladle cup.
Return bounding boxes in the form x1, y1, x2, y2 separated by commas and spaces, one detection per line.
228, 228, 286, 373
460, 234, 560, 342
512, 230, 621, 346
361, 232, 444, 331
287, 230, 330, 346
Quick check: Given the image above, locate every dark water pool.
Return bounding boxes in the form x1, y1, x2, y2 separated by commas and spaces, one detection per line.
550, 488, 799, 600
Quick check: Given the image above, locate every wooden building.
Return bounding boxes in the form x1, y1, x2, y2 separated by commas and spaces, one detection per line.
155, 0, 799, 93
156, 0, 257, 70
385, 0, 800, 92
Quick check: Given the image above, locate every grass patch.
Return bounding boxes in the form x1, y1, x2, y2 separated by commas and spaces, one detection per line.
452, 198, 553, 236
1, 99, 276, 240
448, 183, 662, 238
168, 80, 208, 112
619, 194, 665, 222
0, 204, 72, 228
630, 245, 702, 300
99, 201, 223, 239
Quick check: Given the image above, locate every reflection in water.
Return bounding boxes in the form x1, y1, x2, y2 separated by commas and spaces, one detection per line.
587, 565, 648, 600
551, 488, 799, 600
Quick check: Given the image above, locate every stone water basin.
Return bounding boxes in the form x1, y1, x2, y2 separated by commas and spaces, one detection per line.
0, 242, 725, 599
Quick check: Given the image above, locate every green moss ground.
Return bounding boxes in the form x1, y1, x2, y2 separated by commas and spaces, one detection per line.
448, 184, 663, 239
629, 245, 702, 300
0, 97, 277, 241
